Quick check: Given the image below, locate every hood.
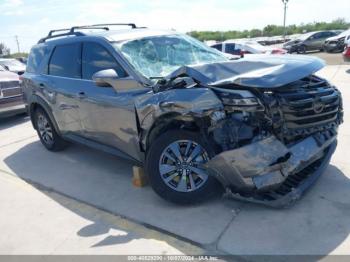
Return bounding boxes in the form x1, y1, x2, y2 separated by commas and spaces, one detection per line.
6, 65, 26, 73
284, 39, 301, 47
326, 30, 349, 41
166, 54, 325, 88
0, 70, 20, 81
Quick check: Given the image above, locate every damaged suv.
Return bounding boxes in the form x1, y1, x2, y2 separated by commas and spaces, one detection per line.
23, 24, 343, 207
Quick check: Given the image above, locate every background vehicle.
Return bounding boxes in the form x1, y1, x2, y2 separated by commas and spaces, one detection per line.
211, 40, 286, 56
23, 24, 343, 207
15, 57, 28, 64
324, 29, 350, 53
0, 58, 26, 75
342, 33, 350, 62
283, 31, 338, 53
0, 65, 26, 117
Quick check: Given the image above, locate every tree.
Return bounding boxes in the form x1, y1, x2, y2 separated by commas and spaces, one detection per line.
188, 18, 350, 41
0, 43, 10, 56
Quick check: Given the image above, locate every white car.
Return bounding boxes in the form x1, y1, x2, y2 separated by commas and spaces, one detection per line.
0, 58, 26, 75
211, 40, 287, 56
324, 29, 350, 53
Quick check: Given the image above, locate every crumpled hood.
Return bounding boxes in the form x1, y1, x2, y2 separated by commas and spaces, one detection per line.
166, 54, 325, 88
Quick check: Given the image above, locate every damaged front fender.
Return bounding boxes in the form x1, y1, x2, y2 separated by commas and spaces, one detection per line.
134, 87, 223, 149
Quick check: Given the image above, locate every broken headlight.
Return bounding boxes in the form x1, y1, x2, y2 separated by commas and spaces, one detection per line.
213, 87, 265, 112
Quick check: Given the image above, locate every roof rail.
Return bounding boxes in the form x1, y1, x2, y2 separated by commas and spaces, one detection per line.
38, 23, 138, 44
85, 23, 137, 29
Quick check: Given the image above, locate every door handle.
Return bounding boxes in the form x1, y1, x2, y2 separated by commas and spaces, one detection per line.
39, 83, 45, 89
77, 91, 86, 99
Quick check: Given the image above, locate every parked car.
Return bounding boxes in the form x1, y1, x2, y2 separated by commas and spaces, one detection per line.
0, 65, 26, 117
15, 57, 28, 64
0, 58, 26, 75
283, 31, 338, 54
211, 40, 286, 56
323, 29, 350, 53
23, 24, 343, 207
343, 37, 350, 62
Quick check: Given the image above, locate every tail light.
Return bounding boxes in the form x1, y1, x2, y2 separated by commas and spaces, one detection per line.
272, 49, 287, 55
343, 46, 350, 57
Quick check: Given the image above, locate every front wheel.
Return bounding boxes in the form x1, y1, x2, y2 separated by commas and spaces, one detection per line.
146, 129, 220, 205
297, 45, 307, 54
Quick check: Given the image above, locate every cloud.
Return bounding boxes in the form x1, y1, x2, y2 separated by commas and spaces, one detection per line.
1, 0, 349, 52
4, 10, 24, 16
2, 0, 23, 8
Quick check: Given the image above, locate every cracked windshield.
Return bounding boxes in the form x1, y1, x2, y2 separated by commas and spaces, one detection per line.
114, 34, 227, 78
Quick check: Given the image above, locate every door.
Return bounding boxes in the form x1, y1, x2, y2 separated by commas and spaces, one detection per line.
76, 41, 146, 160
46, 43, 83, 134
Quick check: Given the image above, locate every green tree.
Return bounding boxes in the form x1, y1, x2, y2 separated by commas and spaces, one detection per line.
0, 43, 10, 56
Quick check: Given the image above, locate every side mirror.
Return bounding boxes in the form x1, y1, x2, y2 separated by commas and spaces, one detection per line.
92, 69, 143, 91
92, 69, 119, 87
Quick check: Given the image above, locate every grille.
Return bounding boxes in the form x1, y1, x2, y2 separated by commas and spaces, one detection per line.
0, 81, 21, 98
275, 75, 341, 132
0, 81, 19, 89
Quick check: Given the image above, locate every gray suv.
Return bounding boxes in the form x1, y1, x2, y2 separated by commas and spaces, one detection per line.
23, 24, 343, 207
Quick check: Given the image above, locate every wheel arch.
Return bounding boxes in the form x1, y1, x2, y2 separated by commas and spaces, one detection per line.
144, 113, 201, 153
28, 96, 60, 134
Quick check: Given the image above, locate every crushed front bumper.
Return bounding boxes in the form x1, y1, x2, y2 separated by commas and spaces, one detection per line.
206, 129, 337, 207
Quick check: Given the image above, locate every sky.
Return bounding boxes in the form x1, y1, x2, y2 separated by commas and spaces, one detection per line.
0, 0, 349, 52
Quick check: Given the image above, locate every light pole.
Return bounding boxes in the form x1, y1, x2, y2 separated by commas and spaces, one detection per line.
282, 0, 289, 40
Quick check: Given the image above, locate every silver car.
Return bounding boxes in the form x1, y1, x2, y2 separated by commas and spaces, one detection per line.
23, 24, 343, 207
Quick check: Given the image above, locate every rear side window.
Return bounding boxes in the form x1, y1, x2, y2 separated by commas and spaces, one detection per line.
211, 44, 222, 51
49, 43, 81, 78
225, 43, 236, 54
82, 42, 126, 80
27, 46, 46, 73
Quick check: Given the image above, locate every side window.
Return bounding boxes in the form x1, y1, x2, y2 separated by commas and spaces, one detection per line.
312, 33, 322, 39
211, 44, 222, 51
27, 46, 46, 73
48, 43, 81, 78
225, 43, 236, 54
82, 42, 127, 80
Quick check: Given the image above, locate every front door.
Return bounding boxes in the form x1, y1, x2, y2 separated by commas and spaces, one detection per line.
76, 41, 146, 160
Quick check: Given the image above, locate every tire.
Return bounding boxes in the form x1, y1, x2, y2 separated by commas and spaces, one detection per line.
146, 129, 220, 205
297, 45, 306, 54
34, 107, 67, 151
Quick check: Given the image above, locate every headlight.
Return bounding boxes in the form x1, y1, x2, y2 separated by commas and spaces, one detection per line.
213, 87, 265, 111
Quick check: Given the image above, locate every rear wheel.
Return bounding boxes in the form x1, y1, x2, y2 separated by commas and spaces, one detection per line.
146, 129, 220, 204
34, 108, 67, 151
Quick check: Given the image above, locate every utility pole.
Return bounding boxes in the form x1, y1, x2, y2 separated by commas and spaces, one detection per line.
14, 35, 20, 53
282, 0, 289, 40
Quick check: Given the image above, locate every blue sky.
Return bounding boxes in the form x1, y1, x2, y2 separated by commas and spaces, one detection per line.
1, 0, 349, 52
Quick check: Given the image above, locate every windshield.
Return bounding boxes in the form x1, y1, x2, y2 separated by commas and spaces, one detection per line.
113, 34, 228, 78
298, 32, 316, 41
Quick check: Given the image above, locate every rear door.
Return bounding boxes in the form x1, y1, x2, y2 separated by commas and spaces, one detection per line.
46, 43, 83, 134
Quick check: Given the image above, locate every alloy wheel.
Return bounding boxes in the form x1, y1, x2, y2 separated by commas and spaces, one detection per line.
37, 113, 54, 145
158, 140, 209, 192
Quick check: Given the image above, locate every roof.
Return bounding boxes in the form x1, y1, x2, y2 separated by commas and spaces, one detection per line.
37, 24, 177, 45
